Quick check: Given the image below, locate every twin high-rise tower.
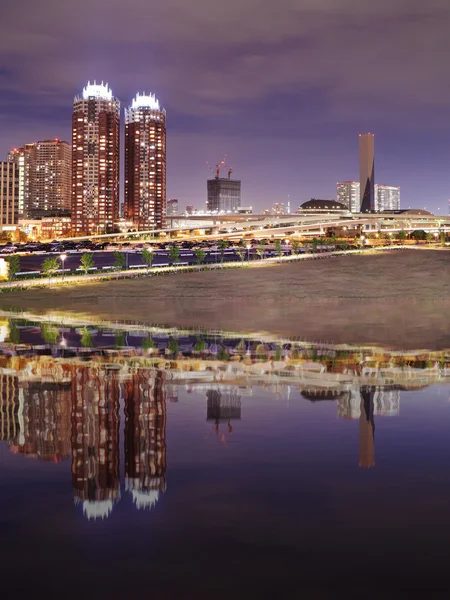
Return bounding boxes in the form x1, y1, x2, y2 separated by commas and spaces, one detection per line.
72, 82, 166, 236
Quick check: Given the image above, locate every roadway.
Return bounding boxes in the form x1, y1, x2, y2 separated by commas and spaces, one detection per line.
14, 247, 279, 275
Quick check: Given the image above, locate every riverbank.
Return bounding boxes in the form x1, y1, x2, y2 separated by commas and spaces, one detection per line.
0, 248, 449, 350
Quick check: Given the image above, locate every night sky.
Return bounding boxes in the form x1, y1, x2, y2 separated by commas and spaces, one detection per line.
0, 0, 449, 214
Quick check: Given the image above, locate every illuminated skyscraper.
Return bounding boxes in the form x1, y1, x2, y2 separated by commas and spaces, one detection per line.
337, 181, 360, 212
375, 184, 400, 212
359, 133, 375, 212
72, 82, 120, 235
124, 92, 167, 230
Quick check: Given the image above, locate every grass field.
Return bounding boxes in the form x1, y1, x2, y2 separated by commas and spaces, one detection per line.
1, 248, 449, 350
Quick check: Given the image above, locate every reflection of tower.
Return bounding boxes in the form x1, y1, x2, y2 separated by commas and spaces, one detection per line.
206, 388, 241, 433
124, 370, 167, 510
9, 382, 71, 461
71, 366, 120, 520
0, 374, 19, 441
359, 388, 375, 468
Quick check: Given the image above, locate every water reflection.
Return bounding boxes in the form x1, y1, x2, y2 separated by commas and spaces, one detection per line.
0, 357, 438, 515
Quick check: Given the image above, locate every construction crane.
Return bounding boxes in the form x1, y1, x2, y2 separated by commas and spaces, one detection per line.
206, 155, 228, 179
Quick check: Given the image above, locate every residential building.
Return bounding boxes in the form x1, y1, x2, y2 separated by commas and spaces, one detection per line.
0, 161, 19, 232
124, 92, 167, 230
72, 82, 120, 235
337, 181, 360, 212
207, 178, 241, 213
359, 133, 375, 212
375, 185, 400, 211
9, 140, 71, 218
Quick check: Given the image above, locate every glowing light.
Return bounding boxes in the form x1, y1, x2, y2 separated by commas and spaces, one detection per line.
82, 81, 113, 101
131, 92, 161, 110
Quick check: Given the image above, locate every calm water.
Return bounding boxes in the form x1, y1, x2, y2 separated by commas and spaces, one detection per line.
0, 319, 450, 598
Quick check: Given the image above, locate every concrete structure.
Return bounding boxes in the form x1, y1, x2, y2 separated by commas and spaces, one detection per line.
125, 92, 167, 230
9, 140, 71, 218
0, 161, 19, 232
167, 198, 178, 216
375, 185, 400, 212
300, 199, 348, 212
72, 82, 120, 235
337, 181, 360, 212
207, 178, 241, 213
359, 134, 375, 212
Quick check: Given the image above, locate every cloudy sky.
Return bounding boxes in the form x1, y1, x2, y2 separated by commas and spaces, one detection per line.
0, 0, 449, 213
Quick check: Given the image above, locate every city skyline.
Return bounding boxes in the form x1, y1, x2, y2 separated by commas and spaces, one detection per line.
0, 1, 449, 214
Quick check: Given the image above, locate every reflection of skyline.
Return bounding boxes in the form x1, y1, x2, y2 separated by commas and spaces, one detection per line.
337, 387, 400, 468
124, 370, 167, 511
71, 366, 121, 520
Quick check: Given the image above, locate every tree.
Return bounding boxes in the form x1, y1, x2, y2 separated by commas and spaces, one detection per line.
235, 248, 245, 263
41, 257, 59, 282
410, 230, 427, 241
168, 245, 180, 266
274, 239, 283, 257
291, 240, 300, 255
440, 231, 446, 247
218, 239, 228, 264
256, 249, 264, 260
141, 248, 155, 273
396, 230, 407, 241
114, 251, 126, 272
6, 255, 20, 281
80, 252, 94, 275
194, 248, 206, 265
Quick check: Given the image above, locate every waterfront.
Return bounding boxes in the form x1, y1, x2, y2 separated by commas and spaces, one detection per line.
0, 319, 449, 597
1, 248, 449, 349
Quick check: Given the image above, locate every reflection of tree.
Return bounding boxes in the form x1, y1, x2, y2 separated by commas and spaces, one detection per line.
80, 327, 93, 348
8, 325, 20, 345
41, 323, 59, 345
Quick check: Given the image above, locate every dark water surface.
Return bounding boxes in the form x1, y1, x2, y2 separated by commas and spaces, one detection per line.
0, 320, 450, 598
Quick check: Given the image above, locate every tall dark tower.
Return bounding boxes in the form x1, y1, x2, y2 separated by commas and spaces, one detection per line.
359, 133, 375, 212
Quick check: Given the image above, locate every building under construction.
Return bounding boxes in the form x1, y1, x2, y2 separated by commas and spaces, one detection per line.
206, 159, 241, 213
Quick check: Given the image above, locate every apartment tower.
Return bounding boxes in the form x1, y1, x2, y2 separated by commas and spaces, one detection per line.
124, 92, 167, 230
359, 133, 375, 212
337, 181, 360, 212
375, 185, 400, 212
9, 140, 71, 218
72, 82, 120, 235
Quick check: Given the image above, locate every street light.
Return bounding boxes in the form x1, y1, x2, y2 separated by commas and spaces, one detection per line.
246, 243, 251, 262
60, 253, 67, 281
